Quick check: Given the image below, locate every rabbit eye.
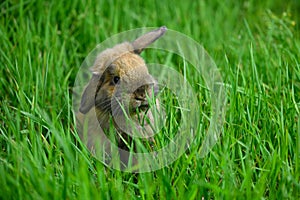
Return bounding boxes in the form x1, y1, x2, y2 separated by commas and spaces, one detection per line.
113, 76, 120, 84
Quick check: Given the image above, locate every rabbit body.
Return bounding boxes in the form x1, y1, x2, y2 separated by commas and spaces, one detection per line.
76, 27, 166, 151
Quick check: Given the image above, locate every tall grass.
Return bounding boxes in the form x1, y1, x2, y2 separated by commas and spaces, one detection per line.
1, 0, 299, 199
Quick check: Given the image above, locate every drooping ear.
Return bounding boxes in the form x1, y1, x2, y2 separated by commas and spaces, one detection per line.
132, 26, 167, 54
79, 73, 102, 114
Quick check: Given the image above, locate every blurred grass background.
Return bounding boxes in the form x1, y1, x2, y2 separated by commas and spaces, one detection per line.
1, 0, 300, 199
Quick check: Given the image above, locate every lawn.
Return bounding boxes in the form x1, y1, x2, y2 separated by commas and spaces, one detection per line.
0, 0, 299, 199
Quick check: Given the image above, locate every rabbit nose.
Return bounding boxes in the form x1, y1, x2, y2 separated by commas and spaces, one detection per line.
133, 85, 150, 110
134, 85, 147, 100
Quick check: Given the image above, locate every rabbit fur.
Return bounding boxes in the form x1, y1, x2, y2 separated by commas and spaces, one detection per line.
76, 27, 166, 151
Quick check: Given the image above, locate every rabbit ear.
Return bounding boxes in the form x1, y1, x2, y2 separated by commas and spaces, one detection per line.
132, 26, 167, 54
79, 74, 101, 114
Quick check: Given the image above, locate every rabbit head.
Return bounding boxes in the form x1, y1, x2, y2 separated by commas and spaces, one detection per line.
78, 27, 166, 137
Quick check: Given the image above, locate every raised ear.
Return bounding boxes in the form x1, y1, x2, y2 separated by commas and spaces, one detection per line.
132, 26, 167, 54
79, 74, 101, 114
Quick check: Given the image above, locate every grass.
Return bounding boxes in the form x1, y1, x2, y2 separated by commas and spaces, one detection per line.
1, 0, 300, 199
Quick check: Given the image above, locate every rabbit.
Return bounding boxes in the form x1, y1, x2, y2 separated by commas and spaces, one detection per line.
76, 26, 167, 154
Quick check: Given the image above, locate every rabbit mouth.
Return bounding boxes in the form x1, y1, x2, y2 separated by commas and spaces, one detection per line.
138, 103, 149, 111
132, 99, 149, 112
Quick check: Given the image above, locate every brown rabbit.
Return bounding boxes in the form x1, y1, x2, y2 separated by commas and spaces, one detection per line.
76, 27, 166, 155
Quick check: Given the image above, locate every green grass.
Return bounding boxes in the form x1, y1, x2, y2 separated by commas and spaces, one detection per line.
1, 0, 300, 199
